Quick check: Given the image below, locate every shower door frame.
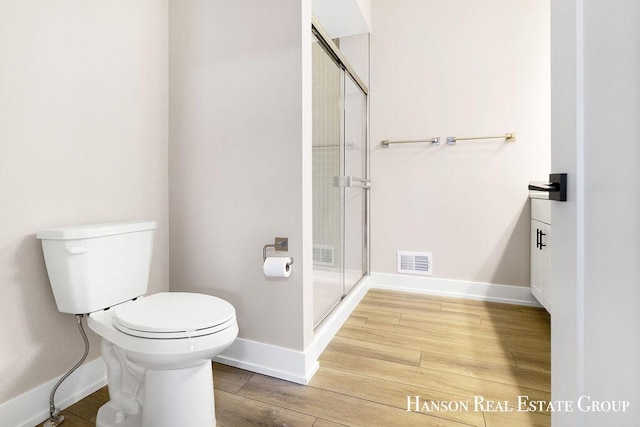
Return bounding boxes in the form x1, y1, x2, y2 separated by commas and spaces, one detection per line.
312, 17, 370, 329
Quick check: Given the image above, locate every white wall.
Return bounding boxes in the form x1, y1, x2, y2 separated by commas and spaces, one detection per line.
551, 0, 640, 425
370, 0, 550, 287
169, 0, 314, 351
0, 0, 169, 404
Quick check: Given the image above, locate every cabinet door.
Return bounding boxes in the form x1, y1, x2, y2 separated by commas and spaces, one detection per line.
540, 222, 551, 312
530, 220, 545, 304
531, 220, 551, 313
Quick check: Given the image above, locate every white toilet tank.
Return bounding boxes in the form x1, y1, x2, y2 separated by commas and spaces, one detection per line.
37, 221, 156, 314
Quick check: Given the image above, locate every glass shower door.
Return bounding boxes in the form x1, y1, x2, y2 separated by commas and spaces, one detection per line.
342, 74, 367, 295
312, 36, 345, 327
312, 32, 369, 329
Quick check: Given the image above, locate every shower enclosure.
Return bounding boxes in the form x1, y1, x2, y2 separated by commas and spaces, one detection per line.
312, 21, 369, 328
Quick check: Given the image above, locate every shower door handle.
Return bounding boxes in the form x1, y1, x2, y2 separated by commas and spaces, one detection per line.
347, 176, 371, 189
333, 176, 371, 189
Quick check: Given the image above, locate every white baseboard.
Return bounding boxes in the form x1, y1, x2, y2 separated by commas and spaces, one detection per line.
369, 272, 541, 306
215, 276, 372, 385
216, 273, 539, 386
0, 357, 107, 427
214, 338, 318, 385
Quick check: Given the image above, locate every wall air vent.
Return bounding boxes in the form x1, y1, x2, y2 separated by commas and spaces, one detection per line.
313, 244, 335, 266
397, 251, 432, 276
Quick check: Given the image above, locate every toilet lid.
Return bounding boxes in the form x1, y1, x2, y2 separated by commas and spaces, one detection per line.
113, 292, 236, 339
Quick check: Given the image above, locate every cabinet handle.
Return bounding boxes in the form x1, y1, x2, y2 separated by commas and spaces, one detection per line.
535, 229, 546, 250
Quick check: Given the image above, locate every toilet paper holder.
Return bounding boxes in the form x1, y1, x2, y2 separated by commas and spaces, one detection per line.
263, 237, 294, 265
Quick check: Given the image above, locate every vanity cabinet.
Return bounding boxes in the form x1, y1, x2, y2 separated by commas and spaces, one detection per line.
530, 199, 551, 313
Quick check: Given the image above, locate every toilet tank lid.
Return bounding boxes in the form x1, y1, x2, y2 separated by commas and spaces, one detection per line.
37, 221, 157, 240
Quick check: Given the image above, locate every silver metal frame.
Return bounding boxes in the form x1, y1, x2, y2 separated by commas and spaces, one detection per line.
312, 17, 369, 96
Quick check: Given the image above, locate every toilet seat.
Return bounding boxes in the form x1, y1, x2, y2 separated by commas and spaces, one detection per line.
113, 292, 236, 339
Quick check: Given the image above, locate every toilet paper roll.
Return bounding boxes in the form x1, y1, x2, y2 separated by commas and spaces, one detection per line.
263, 257, 292, 278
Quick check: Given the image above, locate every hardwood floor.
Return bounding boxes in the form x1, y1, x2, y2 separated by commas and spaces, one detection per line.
46, 289, 550, 426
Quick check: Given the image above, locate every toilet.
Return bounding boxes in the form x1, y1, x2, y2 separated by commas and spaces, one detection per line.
37, 221, 238, 427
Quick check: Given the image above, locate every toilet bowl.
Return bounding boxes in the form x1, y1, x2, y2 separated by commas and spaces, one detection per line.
89, 293, 238, 427
37, 221, 238, 427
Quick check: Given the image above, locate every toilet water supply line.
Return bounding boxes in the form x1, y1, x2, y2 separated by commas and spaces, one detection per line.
44, 314, 90, 427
